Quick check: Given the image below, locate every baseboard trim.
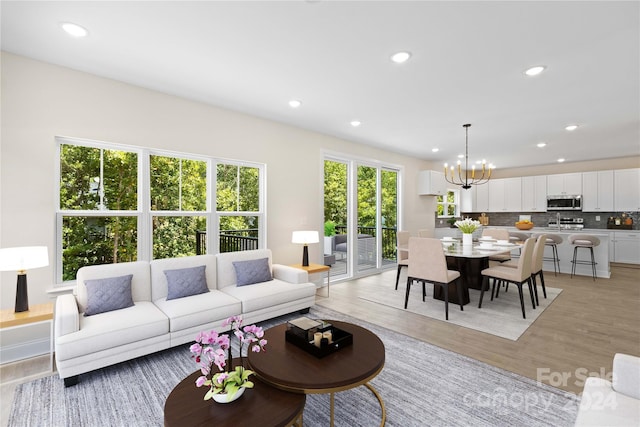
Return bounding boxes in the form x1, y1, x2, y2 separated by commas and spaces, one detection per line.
0, 337, 51, 365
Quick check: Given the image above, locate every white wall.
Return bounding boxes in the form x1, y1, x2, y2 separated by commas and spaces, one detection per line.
0, 51, 434, 313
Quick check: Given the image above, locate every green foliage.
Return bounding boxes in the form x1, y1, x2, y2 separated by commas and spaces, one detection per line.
324, 160, 399, 260
216, 164, 259, 212
61, 144, 263, 280
324, 160, 347, 226
153, 216, 206, 259
62, 216, 137, 281
324, 220, 336, 236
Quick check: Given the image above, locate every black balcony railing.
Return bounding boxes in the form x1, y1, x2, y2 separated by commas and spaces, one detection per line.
334, 225, 398, 260
195, 229, 259, 255
197, 226, 398, 260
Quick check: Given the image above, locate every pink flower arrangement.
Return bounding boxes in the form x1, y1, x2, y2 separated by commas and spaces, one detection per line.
190, 315, 267, 400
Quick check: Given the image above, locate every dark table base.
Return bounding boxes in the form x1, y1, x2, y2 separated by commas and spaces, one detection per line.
431, 256, 490, 305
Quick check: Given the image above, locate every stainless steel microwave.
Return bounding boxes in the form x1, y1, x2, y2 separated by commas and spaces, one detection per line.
546, 195, 582, 211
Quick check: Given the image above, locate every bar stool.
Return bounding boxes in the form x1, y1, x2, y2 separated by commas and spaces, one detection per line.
509, 231, 529, 259
542, 234, 563, 276
569, 234, 600, 281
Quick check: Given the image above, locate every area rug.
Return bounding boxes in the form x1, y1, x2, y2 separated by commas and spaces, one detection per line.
358, 277, 562, 340
9, 306, 579, 427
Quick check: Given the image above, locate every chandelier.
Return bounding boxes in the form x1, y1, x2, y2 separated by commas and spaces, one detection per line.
443, 124, 492, 190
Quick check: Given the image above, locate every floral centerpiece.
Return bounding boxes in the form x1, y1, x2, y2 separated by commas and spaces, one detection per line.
190, 315, 267, 402
454, 217, 482, 245
454, 217, 481, 234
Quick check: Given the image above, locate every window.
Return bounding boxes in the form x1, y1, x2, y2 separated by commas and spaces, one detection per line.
216, 163, 261, 253
58, 143, 139, 281
436, 190, 459, 218
56, 137, 265, 283
150, 154, 208, 259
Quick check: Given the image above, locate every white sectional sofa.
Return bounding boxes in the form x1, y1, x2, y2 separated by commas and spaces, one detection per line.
574, 353, 640, 426
55, 249, 316, 386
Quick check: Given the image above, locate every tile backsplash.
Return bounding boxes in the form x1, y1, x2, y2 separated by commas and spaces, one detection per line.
437, 211, 639, 230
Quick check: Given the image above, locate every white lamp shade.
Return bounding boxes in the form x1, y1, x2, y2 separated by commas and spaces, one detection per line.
0, 246, 49, 272
291, 231, 319, 245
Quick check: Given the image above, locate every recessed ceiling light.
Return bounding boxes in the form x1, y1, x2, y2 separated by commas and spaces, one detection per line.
432, 148, 439, 153
524, 65, 546, 76
390, 51, 411, 64
537, 142, 547, 148
557, 158, 566, 163
350, 120, 361, 127
565, 124, 578, 131
458, 154, 464, 159
61, 22, 88, 38
288, 100, 301, 108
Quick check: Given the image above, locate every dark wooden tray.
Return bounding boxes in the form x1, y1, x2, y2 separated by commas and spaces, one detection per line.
285, 326, 353, 358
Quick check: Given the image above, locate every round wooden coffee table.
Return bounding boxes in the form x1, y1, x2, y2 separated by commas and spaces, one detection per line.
164, 359, 305, 427
247, 320, 386, 427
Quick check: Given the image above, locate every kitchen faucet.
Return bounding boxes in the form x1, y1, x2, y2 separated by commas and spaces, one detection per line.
556, 212, 561, 231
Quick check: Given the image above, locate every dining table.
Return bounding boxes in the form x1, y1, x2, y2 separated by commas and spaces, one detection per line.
399, 238, 520, 306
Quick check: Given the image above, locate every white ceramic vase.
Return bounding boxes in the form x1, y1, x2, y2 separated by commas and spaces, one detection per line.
462, 233, 473, 246
212, 387, 245, 404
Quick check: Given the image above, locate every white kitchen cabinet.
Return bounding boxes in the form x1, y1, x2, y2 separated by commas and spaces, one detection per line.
475, 183, 489, 212
488, 177, 521, 212
459, 184, 489, 213
582, 171, 614, 212
613, 231, 640, 264
547, 173, 582, 195
418, 170, 446, 196
488, 179, 505, 212
521, 175, 547, 212
614, 168, 640, 211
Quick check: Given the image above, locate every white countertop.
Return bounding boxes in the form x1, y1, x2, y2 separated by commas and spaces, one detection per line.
485, 226, 638, 236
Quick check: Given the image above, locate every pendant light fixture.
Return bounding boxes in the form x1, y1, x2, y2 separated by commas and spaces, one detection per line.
444, 124, 493, 190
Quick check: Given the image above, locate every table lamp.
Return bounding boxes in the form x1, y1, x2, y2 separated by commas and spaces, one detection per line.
0, 246, 49, 312
291, 231, 319, 267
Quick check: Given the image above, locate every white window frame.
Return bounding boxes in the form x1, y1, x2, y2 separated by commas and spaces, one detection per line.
323, 151, 402, 280
55, 136, 266, 285
436, 189, 460, 218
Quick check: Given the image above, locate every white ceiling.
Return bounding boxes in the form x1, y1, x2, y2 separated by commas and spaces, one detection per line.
1, 1, 639, 169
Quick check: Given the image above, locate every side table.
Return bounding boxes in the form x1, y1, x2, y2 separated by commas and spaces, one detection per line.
290, 263, 330, 297
0, 302, 54, 372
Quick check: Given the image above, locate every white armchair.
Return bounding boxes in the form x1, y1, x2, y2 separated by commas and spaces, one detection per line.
575, 353, 640, 426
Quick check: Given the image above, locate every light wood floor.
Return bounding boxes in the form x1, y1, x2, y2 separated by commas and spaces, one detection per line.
317, 263, 640, 395
1, 265, 638, 426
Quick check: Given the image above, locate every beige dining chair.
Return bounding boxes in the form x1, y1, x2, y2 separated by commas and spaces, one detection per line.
482, 228, 511, 263
478, 237, 536, 319
418, 229, 431, 237
500, 234, 547, 306
405, 237, 464, 320
395, 231, 410, 290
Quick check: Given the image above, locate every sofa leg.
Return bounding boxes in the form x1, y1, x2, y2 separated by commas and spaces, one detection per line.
64, 376, 79, 387
298, 307, 310, 314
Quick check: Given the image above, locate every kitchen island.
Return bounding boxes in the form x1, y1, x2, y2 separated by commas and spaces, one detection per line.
505, 228, 611, 279
435, 227, 611, 278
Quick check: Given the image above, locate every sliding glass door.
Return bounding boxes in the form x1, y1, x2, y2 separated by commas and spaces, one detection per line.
324, 156, 400, 280
357, 165, 377, 273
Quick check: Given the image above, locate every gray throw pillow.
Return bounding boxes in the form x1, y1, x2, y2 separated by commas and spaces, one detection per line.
232, 258, 273, 286
164, 265, 209, 300
84, 274, 134, 316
